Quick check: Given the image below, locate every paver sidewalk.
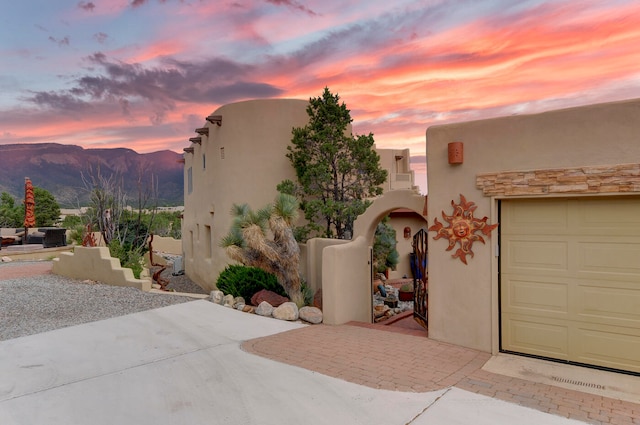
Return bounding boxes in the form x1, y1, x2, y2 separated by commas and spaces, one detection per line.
243, 324, 640, 425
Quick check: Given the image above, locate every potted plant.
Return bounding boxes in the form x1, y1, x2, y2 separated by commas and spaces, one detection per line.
398, 283, 413, 302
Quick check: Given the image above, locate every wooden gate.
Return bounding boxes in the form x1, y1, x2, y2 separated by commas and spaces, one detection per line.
412, 229, 428, 329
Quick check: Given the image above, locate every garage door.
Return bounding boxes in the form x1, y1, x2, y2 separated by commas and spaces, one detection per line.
500, 197, 640, 374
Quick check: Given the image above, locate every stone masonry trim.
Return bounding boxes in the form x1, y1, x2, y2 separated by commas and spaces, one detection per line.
476, 163, 640, 197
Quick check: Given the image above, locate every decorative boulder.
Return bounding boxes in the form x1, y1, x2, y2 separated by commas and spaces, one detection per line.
251, 289, 289, 307
299, 306, 323, 324
223, 294, 235, 308
313, 288, 322, 310
272, 302, 299, 321
210, 290, 224, 304
255, 301, 274, 317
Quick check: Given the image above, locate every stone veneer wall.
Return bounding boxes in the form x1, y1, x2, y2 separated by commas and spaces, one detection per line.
476, 163, 640, 197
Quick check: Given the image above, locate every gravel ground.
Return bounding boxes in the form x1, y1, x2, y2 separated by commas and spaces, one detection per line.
0, 261, 209, 342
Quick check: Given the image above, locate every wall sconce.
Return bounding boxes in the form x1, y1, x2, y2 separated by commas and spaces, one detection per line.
189, 136, 202, 145
403, 226, 411, 239
195, 127, 209, 136
448, 142, 463, 164
206, 115, 222, 126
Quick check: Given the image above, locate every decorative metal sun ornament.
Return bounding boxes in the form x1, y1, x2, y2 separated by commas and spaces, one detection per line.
428, 194, 498, 265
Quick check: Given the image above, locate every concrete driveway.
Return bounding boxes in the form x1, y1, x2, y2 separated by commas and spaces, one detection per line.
0, 300, 589, 424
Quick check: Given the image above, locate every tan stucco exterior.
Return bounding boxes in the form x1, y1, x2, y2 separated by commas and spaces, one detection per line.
182, 98, 425, 298
182, 99, 309, 291
425, 98, 640, 353
386, 210, 428, 279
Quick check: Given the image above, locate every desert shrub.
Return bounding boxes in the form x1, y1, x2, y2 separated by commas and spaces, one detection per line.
300, 280, 314, 307
108, 239, 144, 279
216, 265, 287, 301
67, 224, 85, 245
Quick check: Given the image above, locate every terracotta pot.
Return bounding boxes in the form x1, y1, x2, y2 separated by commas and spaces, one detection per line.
398, 290, 413, 302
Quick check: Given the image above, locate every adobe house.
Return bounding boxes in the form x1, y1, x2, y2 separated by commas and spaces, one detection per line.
425, 98, 640, 374
182, 99, 426, 297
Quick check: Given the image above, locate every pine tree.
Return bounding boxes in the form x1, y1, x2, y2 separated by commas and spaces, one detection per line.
280, 87, 387, 239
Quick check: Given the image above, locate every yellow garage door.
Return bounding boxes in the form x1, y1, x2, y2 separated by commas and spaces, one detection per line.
501, 197, 640, 374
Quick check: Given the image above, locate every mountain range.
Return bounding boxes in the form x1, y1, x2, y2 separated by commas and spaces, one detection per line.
0, 143, 184, 207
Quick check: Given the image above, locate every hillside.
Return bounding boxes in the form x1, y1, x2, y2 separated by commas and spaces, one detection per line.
0, 143, 184, 207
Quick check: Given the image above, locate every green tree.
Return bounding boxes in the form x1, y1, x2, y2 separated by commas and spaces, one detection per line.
33, 187, 61, 227
0, 188, 60, 228
220, 193, 304, 307
0, 192, 22, 227
0, 192, 24, 227
280, 87, 387, 240
373, 217, 399, 274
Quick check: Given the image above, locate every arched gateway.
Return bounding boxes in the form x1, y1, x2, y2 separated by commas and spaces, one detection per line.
319, 190, 427, 325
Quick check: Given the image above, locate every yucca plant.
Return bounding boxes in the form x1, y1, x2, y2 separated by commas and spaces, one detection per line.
220, 193, 304, 307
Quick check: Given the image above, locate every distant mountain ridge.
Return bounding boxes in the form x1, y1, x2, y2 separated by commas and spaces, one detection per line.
0, 143, 184, 207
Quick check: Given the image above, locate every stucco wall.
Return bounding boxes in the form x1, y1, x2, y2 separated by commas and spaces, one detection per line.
52, 246, 151, 291
425, 98, 640, 352
386, 212, 428, 279
182, 99, 310, 291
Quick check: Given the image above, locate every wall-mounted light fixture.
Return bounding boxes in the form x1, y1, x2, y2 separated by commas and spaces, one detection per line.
183, 147, 194, 154
404, 226, 411, 239
195, 127, 209, 136
206, 114, 222, 126
448, 142, 463, 164
189, 136, 202, 145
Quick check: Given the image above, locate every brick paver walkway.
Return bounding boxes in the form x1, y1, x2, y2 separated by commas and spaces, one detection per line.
243, 323, 640, 425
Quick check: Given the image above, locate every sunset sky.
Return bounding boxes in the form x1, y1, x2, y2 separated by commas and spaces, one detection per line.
2, 0, 640, 193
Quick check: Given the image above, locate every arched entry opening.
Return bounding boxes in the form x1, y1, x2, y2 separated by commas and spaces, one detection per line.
352, 190, 428, 327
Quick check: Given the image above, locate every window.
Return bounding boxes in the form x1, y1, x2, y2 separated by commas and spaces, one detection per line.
187, 167, 193, 194
202, 154, 206, 169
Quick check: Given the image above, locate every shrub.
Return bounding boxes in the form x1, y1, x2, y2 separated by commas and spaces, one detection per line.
400, 283, 413, 292
216, 265, 287, 301
108, 239, 144, 279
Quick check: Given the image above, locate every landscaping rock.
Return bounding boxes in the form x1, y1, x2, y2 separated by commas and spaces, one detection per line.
210, 290, 224, 304
299, 306, 323, 324
272, 302, 299, 321
255, 301, 274, 317
251, 289, 289, 307
1, 256, 12, 262
313, 288, 322, 310
233, 296, 245, 308
223, 294, 235, 307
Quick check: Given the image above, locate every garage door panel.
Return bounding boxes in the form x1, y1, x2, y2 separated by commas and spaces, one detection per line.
571, 325, 640, 373
502, 200, 568, 234
577, 241, 640, 277
502, 314, 569, 359
572, 198, 640, 236
575, 284, 640, 325
503, 240, 569, 273
502, 276, 568, 315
